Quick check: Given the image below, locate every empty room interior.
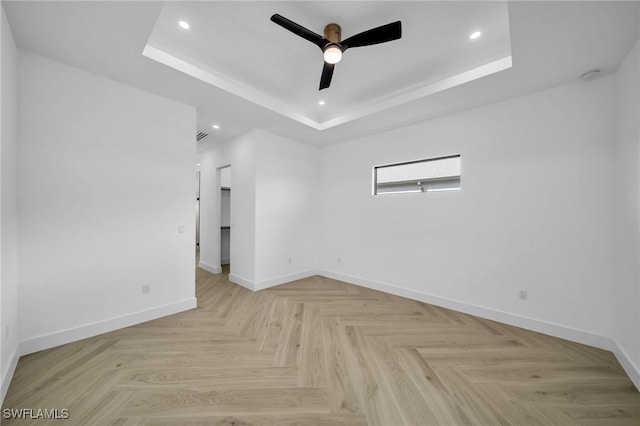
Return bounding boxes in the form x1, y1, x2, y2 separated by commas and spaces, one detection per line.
1, 0, 640, 424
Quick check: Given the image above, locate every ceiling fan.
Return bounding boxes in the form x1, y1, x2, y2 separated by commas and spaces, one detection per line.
270, 14, 402, 90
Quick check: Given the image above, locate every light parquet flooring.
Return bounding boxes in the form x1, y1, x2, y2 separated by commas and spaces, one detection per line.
3, 264, 640, 425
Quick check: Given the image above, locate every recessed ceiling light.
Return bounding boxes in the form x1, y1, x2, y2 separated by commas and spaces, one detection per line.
318, 100, 326, 106
469, 31, 482, 40
196, 163, 201, 167
212, 124, 220, 130
179, 21, 190, 30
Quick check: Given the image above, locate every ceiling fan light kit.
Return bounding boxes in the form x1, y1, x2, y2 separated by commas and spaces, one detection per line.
323, 45, 342, 64
322, 24, 342, 64
270, 14, 402, 90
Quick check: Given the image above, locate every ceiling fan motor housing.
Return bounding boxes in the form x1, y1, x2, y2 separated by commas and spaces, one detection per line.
324, 23, 341, 43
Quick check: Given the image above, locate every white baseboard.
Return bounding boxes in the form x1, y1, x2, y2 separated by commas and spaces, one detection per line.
199, 261, 222, 274
613, 340, 640, 390
19, 298, 197, 356
254, 269, 317, 291
317, 269, 613, 352
229, 273, 255, 291
1, 345, 20, 406
229, 269, 317, 292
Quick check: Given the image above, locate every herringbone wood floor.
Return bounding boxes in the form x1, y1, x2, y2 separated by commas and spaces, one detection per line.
3, 263, 640, 425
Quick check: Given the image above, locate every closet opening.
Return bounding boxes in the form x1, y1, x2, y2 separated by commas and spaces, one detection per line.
219, 166, 231, 272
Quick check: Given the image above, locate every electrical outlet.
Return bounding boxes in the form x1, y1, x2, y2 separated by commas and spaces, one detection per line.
519, 290, 528, 300
288, 258, 292, 264
142, 285, 150, 295
178, 225, 185, 234
337, 257, 341, 263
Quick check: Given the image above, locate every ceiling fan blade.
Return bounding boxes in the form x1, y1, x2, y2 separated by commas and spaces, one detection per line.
319, 62, 335, 90
341, 21, 402, 51
271, 14, 327, 49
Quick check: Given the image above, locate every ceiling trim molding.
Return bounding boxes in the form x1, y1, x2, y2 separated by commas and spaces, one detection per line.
319, 56, 513, 130
143, 44, 511, 131
142, 44, 319, 128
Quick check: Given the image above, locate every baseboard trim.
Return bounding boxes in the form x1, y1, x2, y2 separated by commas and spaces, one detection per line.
1, 345, 20, 406
613, 340, 640, 390
199, 261, 222, 274
254, 269, 317, 291
229, 273, 255, 291
317, 269, 613, 352
229, 270, 318, 292
19, 298, 197, 356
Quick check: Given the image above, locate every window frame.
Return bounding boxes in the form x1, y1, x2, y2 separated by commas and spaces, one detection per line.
372, 154, 461, 195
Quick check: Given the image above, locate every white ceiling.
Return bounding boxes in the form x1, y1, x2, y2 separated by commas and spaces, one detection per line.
4, 1, 640, 151
145, 2, 511, 129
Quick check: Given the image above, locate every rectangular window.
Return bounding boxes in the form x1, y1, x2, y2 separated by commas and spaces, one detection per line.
373, 154, 461, 195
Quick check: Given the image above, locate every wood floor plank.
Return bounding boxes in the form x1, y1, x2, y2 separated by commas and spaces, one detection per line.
297, 308, 327, 387
503, 379, 640, 406
320, 317, 362, 416
256, 297, 288, 353
239, 293, 276, 340
429, 364, 511, 425
416, 345, 578, 364
116, 367, 298, 390
530, 406, 582, 426
562, 404, 640, 424
458, 362, 628, 383
395, 348, 470, 425
274, 302, 304, 367
119, 387, 329, 417
73, 390, 135, 426
112, 350, 276, 370
140, 413, 367, 426
360, 335, 441, 425
333, 324, 406, 426
472, 382, 551, 425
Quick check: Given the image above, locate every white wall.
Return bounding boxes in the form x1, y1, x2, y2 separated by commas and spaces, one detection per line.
17, 51, 197, 353
198, 129, 317, 289
0, 4, 19, 403
318, 76, 616, 347
613, 37, 640, 385
254, 131, 317, 288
